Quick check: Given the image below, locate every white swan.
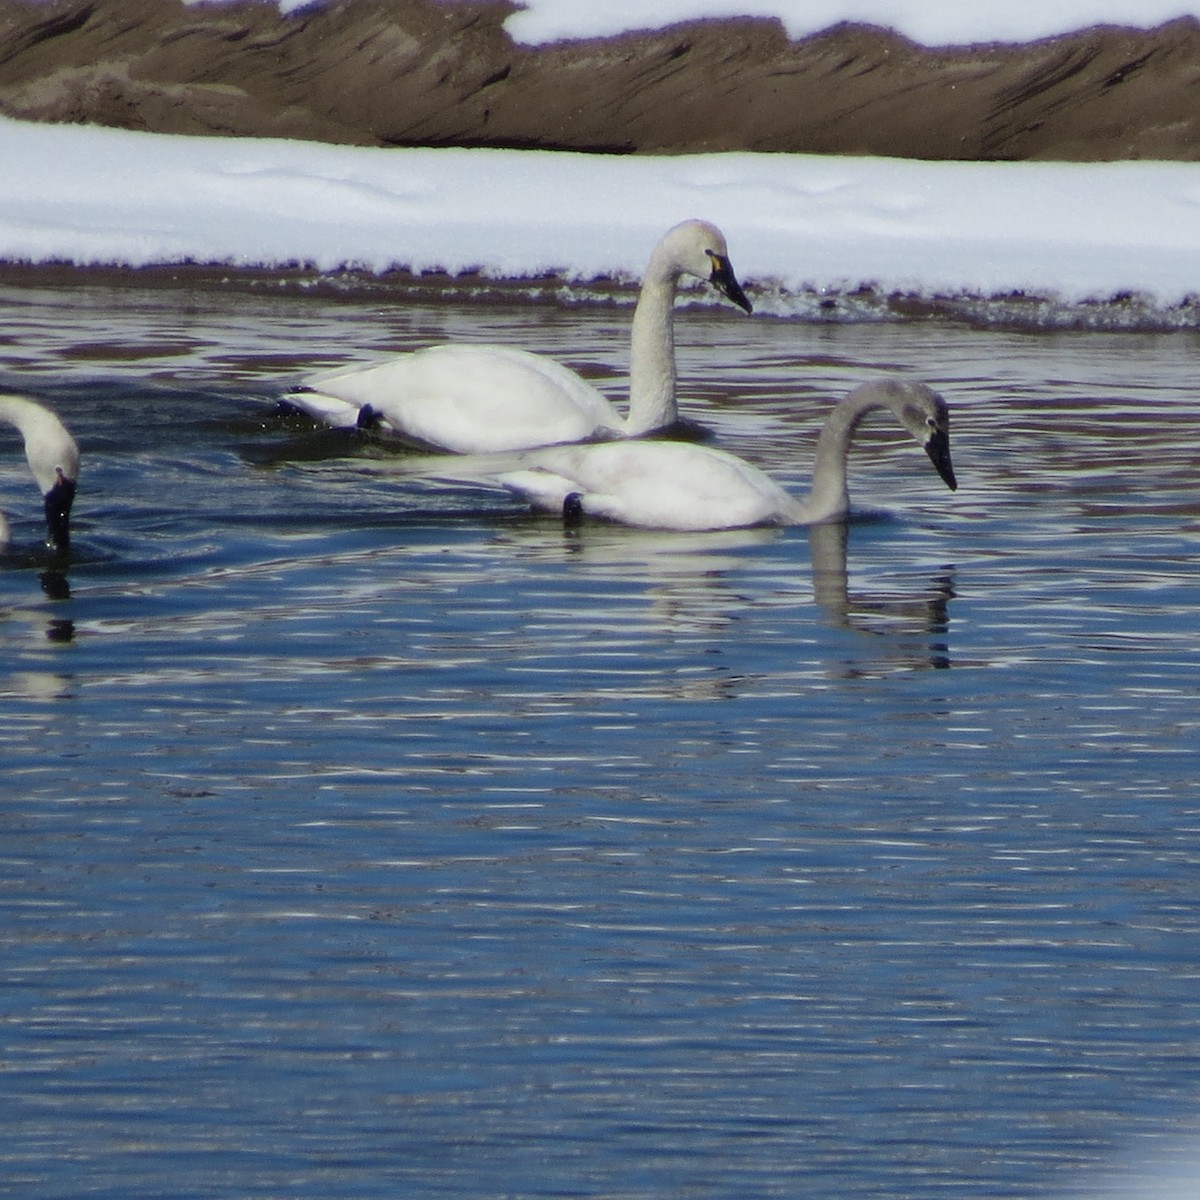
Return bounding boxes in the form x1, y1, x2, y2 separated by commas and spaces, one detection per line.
493, 378, 957, 531
0, 394, 80, 554
283, 218, 752, 453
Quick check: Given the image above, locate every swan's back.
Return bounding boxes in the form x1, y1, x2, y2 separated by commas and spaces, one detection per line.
300, 344, 620, 453
501, 441, 799, 531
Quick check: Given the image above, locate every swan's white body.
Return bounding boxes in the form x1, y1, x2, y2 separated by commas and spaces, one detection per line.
0, 393, 80, 552
495, 379, 958, 531
294, 344, 622, 451
285, 219, 751, 453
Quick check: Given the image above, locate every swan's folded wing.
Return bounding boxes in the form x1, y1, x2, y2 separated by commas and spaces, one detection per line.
297, 345, 622, 453
501, 442, 798, 531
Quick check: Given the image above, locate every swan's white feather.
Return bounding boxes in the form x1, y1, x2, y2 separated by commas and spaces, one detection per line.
299, 345, 618, 451
284, 389, 364, 430
499, 440, 802, 531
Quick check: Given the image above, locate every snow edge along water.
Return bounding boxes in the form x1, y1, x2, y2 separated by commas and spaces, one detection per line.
5, 119, 1200, 332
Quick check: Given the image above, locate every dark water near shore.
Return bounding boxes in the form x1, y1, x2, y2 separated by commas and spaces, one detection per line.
2, 280, 1200, 1199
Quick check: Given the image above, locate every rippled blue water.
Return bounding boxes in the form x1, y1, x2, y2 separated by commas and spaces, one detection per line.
2, 280, 1200, 1199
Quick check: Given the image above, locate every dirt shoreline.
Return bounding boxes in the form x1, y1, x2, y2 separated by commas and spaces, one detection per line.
4, 0, 1200, 161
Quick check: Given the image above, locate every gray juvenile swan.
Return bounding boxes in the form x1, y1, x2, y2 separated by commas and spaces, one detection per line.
283, 219, 752, 453
0, 393, 80, 553
495, 378, 957, 531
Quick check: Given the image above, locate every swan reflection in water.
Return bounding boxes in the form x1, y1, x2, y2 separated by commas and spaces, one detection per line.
0, 569, 75, 649
808, 521, 955, 672
493, 516, 956, 682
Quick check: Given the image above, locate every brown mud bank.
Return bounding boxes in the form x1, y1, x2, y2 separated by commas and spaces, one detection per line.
3, 0, 1200, 161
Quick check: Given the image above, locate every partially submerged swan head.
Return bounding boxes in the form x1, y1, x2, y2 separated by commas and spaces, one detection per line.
42, 467, 77, 554
0, 394, 80, 554
655, 219, 753, 314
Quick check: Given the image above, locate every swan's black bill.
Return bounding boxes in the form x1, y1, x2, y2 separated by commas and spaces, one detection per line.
43, 475, 75, 554
708, 254, 753, 314
925, 430, 957, 491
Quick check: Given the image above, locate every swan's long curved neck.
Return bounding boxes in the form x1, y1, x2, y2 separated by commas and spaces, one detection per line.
0, 394, 33, 432
0, 394, 80, 553
0, 395, 79, 488
623, 266, 679, 436
803, 388, 889, 523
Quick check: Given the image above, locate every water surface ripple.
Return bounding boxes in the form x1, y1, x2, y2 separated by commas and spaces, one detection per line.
2, 283, 1199, 1200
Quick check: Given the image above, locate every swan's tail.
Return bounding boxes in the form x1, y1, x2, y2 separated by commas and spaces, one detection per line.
279, 388, 367, 430
493, 468, 581, 514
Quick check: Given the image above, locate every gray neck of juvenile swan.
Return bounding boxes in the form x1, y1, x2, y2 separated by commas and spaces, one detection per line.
804, 384, 892, 523
623, 252, 679, 436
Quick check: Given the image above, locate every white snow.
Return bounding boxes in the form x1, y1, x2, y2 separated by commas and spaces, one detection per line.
5, 116, 1199, 319
498, 0, 1200, 47
5, 1, 1200, 324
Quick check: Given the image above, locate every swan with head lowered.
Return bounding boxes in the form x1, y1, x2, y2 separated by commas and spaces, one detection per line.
491, 378, 957, 531
0, 394, 79, 553
282, 219, 752, 453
